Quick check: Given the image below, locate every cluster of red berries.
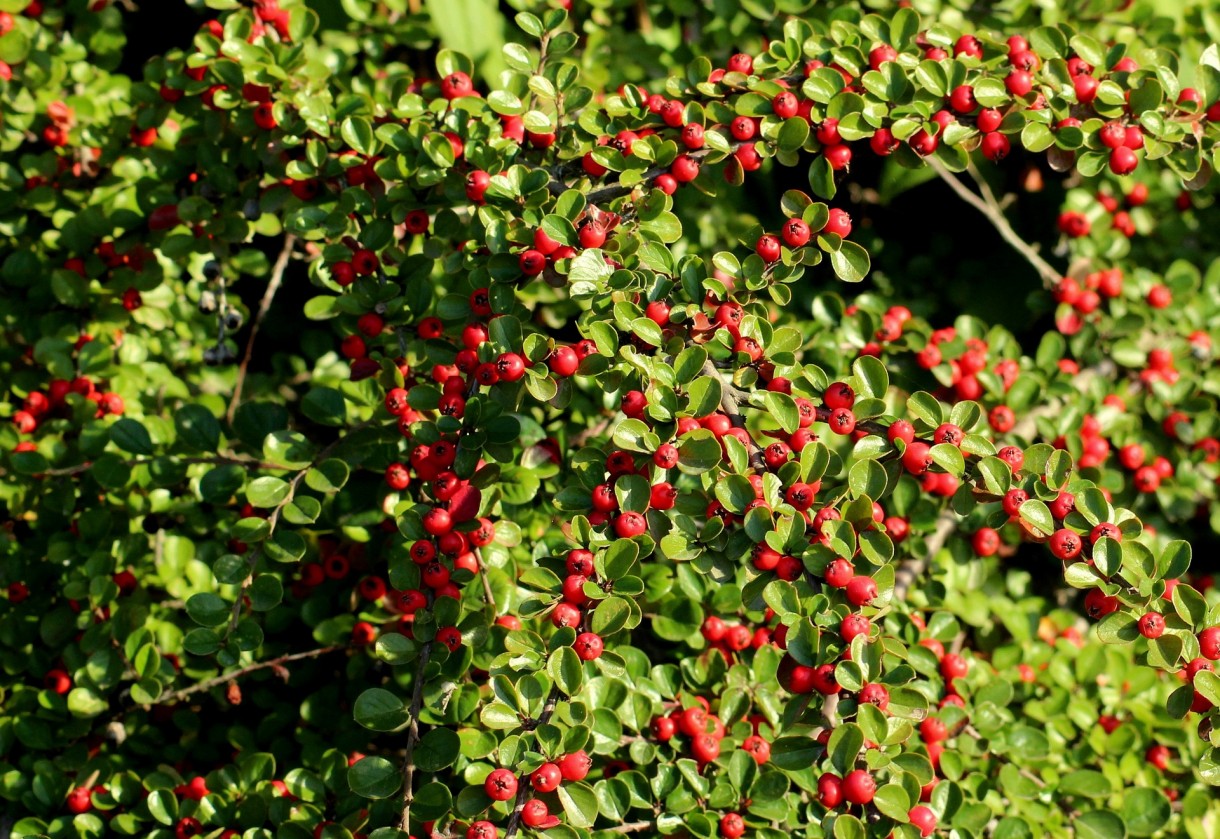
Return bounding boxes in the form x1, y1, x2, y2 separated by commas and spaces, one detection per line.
754, 208, 852, 263
1052, 267, 1124, 335
474, 752, 592, 837
700, 614, 786, 658
649, 694, 771, 770
548, 549, 606, 661
11, 370, 125, 441
912, 326, 1019, 405
1096, 183, 1148, 237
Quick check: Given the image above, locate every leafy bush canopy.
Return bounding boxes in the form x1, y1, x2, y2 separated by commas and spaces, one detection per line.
2, 1, 1220, 838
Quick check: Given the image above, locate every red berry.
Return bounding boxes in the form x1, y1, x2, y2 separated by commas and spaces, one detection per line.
824, 208, 852, 238
846, 575, 878, 606
756, 234, 781, 263
549, 346, 580, 377
817, 773, 843, 808
940, 652, 968, 680
1049, 528, 1081, 561
1199, 627, 1220, 660
909, 805, 937, 837
558, 750, 592, 781
614, 512, 647, 538
719, 813, 745, 839
521, 800, 552, 828
574, 631, 604, 660
531, 762, 562, 793
1138, 612, 1165, 639
973, 527, 1000, 557
440, 71, 473, 99
841, 613, 871, 642
484, 768, 518, 801
842, 770, 875, 805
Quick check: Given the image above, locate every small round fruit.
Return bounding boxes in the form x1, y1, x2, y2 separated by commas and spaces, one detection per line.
842, 770, 876, 805
1138, 612, 1165, 639
484, 768, 518, 801
817, 773, 843, 808
558, 750, 592, 782
908, 805, 937, 837
574, 632, 604, 660
531, 762, 562, 793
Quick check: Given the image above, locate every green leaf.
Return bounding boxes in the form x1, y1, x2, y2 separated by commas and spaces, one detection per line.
415, 727, 461, 773
1122, 788, 1170, 836
354, 688, 410, 732
66, 687, 107, 718
687, 376, 723, 417
247, 476, 291, 508
828, 723, 864, 775
830, 241, 870, 282
302, 387, 347, 426
249, 575, 283, 611
852, 355, 889, 399
185, 593, 230, 627
591, 596, 632, 636
872, 783, 910, 821
1195, 670, 1220, 708
764, 391, 800, 434
1074, 811, 1126, 839
341, 116, 376, 156
174, 405, 221, 452
1172, 583, 1206, 628
348, 756, 402, 799
110, 418, 154, 455
556, 781, 599, 828
549, 646, 585, 696
306, 459, 350, 493
1095, 612, 1138, 645
1059, 770, 1110, 797
146, 790, 177, 825
1018, 500, 1054, 538
678, 429, 722, 475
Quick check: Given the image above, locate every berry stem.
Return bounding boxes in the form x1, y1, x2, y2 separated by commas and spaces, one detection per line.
398, 635, 435, 832
227, 233, 297, 424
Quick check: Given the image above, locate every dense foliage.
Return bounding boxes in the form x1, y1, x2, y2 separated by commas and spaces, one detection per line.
3, 1, 1220, 838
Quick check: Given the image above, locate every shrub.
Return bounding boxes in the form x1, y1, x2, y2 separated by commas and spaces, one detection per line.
2, 2, 1220, 838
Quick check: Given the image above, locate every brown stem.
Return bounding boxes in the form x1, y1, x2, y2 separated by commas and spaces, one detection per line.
606, 821, 656, 834
503, 687, 564, 839
894, 510, 957, 600
476, 548, 497, 612
42, 454, 282, 477
152, 645, 344, 706
227, 234, 297, 425
704, 360, 765, 471
927, 158, 1060, 289
398, 639, 434, 832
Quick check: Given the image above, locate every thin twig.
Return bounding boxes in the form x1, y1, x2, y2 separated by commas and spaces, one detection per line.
894, 510, 957, 600
704, 360, 765, 471
476, 548, 497, 612
227, 234, 297, 424
927, 158, 1060, 288
605, 822, 656, 834
398, 639, 435, 832
149, 645, 344, 706
503, 687, 564, 839
43, 454, 282, 477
